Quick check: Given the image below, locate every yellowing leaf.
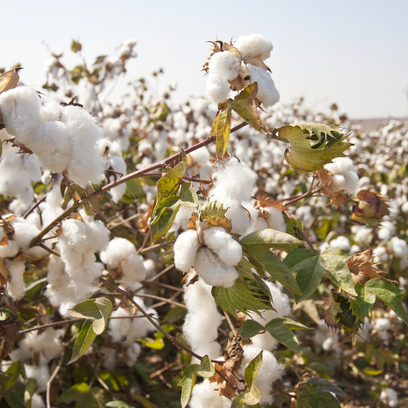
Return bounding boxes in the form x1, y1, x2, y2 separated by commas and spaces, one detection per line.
279, 123, 352, 174
212, 106, 232, 158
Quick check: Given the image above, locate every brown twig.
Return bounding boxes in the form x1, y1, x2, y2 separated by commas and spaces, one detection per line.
23, 192, 48, 219
138, 240, 175, 254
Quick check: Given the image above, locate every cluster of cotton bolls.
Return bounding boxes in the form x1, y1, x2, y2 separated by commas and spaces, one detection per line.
2, 327, 64, 406
205, 34, 280, 107
185, 279, 286, 408
45, 217, 109, 316
380, 388, 399, 407
0, 86, 106, 187
324, 157, 359, 196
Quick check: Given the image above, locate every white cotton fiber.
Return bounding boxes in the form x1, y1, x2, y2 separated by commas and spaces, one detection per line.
6, 259, 25, 300
324, 158, 359, 195
211, 158, 257, 202
100, 237, 147, 290
208, 51, 241, 81
380, 388, 398, 407
31, 393, 46, 408
189, 379, 231, 408
194, 247, 239, 288
314, 320, 339, 351
183, 278, 222, 359
238, 344, 284, 406
174, 229, 200, 273
329, 236, 350, 252
234, 34, 273, 61
378, 221, 396, 241
390, 237, 408, 258
247, 64, 280, 107
265, 206, 286, 232
206, 75, 231, 105
0, 87, 41, 140
203, 227, 242, 265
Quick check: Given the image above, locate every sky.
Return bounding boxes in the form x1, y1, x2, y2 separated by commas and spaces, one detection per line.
3, 0, 408, 119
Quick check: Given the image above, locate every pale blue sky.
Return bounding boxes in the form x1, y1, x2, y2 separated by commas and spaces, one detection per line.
3, 0, 408, 118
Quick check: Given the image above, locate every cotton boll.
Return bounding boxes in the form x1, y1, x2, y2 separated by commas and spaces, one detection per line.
373, 246, 389, 263
238, 344, 284, 406
31, 393, 46, 408
102, 347, 117, 371
354, 226, 373, 246
380, 388, 398, 407
194, 247, 239, 288
264, 206, 286, 232
329, 236, 350, 252
378, 221, 396, 241
211, 158, 257, 202
25, 364, 50, 392
125, 343, 141, 367
183, 279, 222, 359
0, 87, 42, 141
206, 75, 231, 104
109, 308, 132, 342
6, 259, 25, 300
234, 34, 273, 61
208, 51, 240, 81
314, 320, 339, 351
246, 64, 280, 107
189, 379, 231, 408
390, 237, 408, 258
173, 229, 200, 273
243, 216, 268, 236
203, 227, 242, 265
107, 156, 127, 202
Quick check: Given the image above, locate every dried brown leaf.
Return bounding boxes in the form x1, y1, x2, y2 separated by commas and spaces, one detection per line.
0, 68, 22, 94
255, 197, 286, 211
347, 250, 397, 285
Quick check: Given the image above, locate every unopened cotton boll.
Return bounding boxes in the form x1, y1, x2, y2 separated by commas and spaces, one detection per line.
194, 247, 239, 288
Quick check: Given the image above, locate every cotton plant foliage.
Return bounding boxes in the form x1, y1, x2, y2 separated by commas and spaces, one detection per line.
0, 33, 407, 408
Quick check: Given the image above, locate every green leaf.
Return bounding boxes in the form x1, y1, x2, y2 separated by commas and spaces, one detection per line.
320, 247, 357, 296
239, 320, 264, 340
68, 319, 98, 364
131, 395, 160, 408
150, 199, 181, 240
5, 361, 26, 389
24, 378, 38, 408
212, 276, 272, 317
179, 182, 199, 207
212, 106, 232, 158
293, 255, 325, 303
245, 351, 263, 391
93, 297, 113, 335
178, 365, 200, 408
69, 297, 112, 335
283, 248, 316, 269
197, 355, 215, 378
264, 318, 301, 352
365, 278, 408, 325
240, 229, 304, 251
0, 373, 25, 408
245, 246, 302, 296
355, 284, 376, 317
124, 179, 144, 199
231, 82, 268, 136
297, 378, 348, 408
